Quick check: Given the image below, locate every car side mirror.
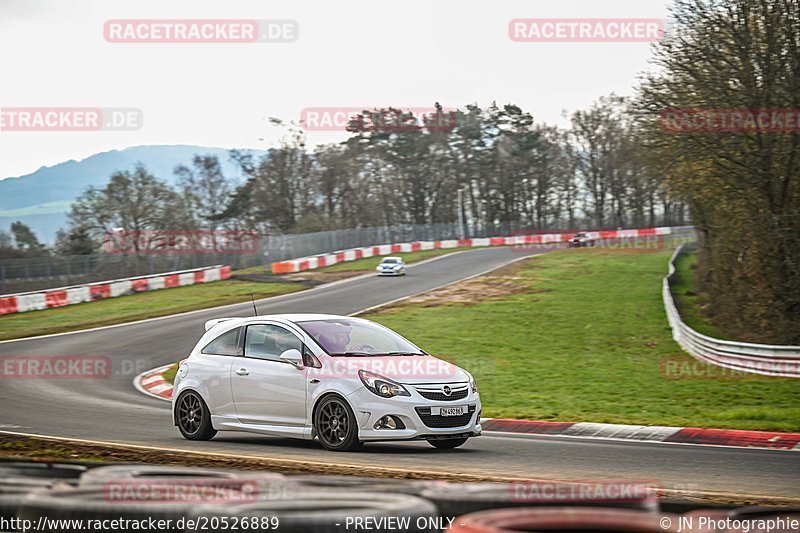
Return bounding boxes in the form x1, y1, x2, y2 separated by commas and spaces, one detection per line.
279, 349, 304, 368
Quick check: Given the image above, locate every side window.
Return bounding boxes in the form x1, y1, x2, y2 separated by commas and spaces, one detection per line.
202, 328, 241, 356
245, 324, 303, 362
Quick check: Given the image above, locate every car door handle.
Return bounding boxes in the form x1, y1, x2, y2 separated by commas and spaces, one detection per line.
309, 378, 320, 384
235, 368, 249, 376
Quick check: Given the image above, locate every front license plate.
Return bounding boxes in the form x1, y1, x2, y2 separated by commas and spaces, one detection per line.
433, 406, 467, 417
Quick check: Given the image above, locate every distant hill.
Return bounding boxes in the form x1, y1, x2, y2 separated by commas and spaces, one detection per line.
0, 145, 265, 243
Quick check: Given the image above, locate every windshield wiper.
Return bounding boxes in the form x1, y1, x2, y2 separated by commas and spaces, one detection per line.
373, 352, 424, 356
328, 351, 373, 357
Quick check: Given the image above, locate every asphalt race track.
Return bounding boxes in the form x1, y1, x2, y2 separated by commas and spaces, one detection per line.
1, 247, 798, 500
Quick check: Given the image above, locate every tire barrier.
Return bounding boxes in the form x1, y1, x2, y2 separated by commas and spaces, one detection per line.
663, 244, 800, 378
18, 483, 250, 533
78, 465, 284, 485
285, 475, 448, 495
0, 461, 88, 481
0, 265, 232, 316
4, 460, 798, 532
1, 478, 67, 522
447, 507, 680, 533
419, 481, 658, 518
0, 462, 87, 521
186, 491, 439, 533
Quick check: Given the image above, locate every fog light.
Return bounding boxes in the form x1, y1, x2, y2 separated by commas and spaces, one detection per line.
374, 415, 403, 430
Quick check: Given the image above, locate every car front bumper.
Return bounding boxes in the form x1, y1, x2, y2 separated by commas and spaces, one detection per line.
346, 387, 482, 441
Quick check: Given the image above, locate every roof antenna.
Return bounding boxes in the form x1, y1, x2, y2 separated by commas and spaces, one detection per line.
250, 294, 258, 316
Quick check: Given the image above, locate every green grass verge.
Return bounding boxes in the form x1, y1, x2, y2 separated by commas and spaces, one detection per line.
670, 250, 720, 338
0, 280, 302, 341
162, 364, 178, 385
0, 247, 472, 342
364, 248, 800, 432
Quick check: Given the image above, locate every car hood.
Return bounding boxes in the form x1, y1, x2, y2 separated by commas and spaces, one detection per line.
318, 356, 469, 384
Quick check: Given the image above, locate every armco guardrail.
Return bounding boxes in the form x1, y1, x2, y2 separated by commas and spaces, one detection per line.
663, 245, 800, 377
0, 265, 231, 316
271, 226, 685, 274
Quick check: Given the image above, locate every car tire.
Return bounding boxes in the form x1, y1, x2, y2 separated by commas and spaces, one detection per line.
286, 475, 447, 495
0, 461, 88, 520
18, 484, 240, 531
420, 481, 657, 517
79, 464, 283, 485
188, 490, 438, 533
449, 508, 679, 533
313, 395, 363, 452
175, 390, 217, 441
427, 437, 469, 449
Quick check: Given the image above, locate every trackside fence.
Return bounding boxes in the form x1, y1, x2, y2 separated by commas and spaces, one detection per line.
663, 244, 800, 378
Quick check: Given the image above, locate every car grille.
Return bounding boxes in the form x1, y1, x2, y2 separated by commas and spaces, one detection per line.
416, 389, 469, 401
413, 383, 469, 402
415, 405, 476, 428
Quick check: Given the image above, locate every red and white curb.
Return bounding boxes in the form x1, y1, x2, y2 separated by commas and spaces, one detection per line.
481, 419, 800, 451
134, 364, 175, 401
133, 367, 800, 451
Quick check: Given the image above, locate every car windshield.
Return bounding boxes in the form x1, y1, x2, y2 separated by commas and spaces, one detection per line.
297, 319, 423, 356
381, 258, 398, 264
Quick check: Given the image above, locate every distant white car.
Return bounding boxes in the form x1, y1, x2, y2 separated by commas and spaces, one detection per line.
376, 256, 406, 276
568, 232, 596, 248
172, 314, 481, 451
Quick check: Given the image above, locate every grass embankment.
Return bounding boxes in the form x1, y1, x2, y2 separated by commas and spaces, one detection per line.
364, 248, 800, 432
670, 250, 720, 338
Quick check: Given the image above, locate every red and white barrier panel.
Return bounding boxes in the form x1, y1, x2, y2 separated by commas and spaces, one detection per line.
0, 265, 232, 316
271, 227, 674, 274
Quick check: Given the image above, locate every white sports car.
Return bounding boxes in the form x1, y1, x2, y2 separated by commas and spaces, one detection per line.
172, 314, 481, 451
376, 256, 406, 276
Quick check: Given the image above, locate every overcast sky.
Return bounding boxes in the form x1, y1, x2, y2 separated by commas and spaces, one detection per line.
0, 0, 672, 180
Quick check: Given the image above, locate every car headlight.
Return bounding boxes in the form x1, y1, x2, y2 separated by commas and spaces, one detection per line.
469, 374, 478, 394
358, 370, 410, 398
393, 265, 401, 270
